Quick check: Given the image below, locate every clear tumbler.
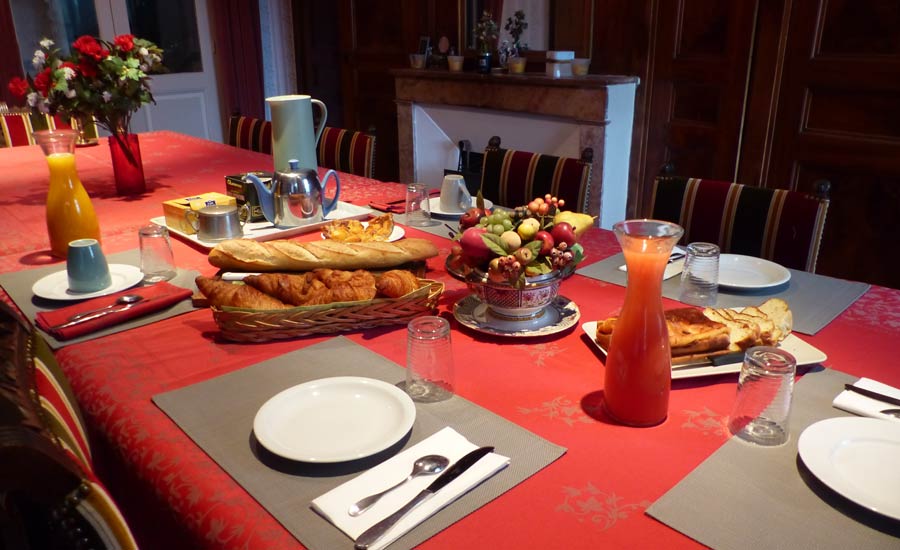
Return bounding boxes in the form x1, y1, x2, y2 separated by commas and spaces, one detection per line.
139, 224, 177, 283
727, 347, 797, 446
404, 183, 432, 227
400, 316, 454, 402
679, 242, 719, 306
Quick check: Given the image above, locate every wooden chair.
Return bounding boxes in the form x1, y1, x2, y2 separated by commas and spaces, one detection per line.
226, 113, 273, 154
1, 111, 41, 147
317, 127, 376, 178
0, 302, 138, 549
479, 136, 594, 215
649, 171, 831, 272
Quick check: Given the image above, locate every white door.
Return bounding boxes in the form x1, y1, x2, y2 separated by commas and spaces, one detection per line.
94, 0, 222, 141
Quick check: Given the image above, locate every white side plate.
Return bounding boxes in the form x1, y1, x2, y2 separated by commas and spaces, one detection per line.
253, 377, 416, 463
799, 417, 900, 521
32, 264, 143, 301
580, 320, 826, 380
427, 197, 494, 219
151, 201, 374, 250
718, 254, 791, 289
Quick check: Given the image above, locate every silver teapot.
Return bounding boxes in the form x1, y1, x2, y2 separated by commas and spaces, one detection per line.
244, 159, 340, 228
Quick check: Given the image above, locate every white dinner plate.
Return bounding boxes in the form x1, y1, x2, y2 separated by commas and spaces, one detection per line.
32, 264, 143, 301
150, 201, 373, 250
427, 197, 494, 219
580, 320, 826, 380
320, 222, 404, 242
253, 376, 416, 463
798, 417, 900, 521
718, 254, 791, 289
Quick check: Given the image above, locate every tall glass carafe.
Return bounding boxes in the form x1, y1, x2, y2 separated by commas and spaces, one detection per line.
604, 220, 684, 426
35, 129, 101, 258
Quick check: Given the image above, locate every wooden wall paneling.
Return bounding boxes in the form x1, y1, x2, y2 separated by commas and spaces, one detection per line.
639, 0, 758, 216
295, 1, 344, 128
0, 0, 24, 106
766, 0, 900, 287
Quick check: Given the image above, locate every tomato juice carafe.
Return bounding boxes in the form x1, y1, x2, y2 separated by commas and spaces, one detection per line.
35, 129, 101, 258
603, 220, 684, 426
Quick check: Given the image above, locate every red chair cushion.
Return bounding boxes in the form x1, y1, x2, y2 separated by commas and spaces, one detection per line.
481, 147, 592, 213
318, 127, 375, 178
227, 115, 273, 154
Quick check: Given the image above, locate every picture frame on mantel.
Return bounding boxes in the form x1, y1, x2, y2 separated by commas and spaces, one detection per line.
418, 36, 432, 55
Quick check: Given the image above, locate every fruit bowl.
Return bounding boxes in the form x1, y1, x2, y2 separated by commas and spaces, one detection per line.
447, 258, 567, 320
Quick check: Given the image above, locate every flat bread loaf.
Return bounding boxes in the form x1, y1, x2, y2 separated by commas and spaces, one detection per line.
207, 237, 439, 272
595, 308, 730, 356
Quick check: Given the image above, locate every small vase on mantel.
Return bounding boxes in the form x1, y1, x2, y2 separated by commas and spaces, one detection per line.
603, 219, 684, 426
109, 132, 146, 195
34, 129, 101, 258
476, 52, 492, 74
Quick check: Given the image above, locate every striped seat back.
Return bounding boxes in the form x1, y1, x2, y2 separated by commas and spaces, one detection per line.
650, 176, 830, 272
226, 114, 273, 154
480, 143, 593, 215
1, 112, 40, 147
317, 127, 376, 178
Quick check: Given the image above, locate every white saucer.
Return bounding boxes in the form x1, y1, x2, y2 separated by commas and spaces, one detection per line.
428, 197, 494, 219
253, 376, 416, 463
32, 264, 143, 301
320, 222, 405, 242
799, 417, 900, 521
453, 294, 580, 337
718, 254, 791, 289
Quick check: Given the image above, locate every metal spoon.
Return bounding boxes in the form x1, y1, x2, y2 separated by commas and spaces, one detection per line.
347, 454, 450, 517
68, 294, 145, 321
880, 409, 900, 418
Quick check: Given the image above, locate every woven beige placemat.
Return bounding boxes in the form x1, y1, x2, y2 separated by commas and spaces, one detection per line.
153, 336, 566, 550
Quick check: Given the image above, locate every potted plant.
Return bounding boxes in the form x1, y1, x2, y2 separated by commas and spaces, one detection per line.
504, 10, 528, 73
473, 11, 498, 73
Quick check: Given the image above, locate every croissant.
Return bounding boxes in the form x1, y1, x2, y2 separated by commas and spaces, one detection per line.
376, 270, 420, 298
195, 276, 291, 310
312, 269, 377, 302
243, 273, 332, 306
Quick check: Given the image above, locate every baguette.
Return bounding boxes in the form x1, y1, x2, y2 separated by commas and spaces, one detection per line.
207, 238, 439, 272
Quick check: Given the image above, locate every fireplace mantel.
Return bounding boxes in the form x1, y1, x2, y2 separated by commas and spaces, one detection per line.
393, 69, 639, 227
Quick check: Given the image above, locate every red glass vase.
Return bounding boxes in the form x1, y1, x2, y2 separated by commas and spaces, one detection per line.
109, 133, 146, 195
603, 220, 684, 426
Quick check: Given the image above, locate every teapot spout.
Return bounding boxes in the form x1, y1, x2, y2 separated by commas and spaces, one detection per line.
243, 172, 276, 225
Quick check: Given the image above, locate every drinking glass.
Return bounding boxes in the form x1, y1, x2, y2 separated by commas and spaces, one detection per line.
400, 316, 454, 402
139, 224, 177, 283
404, 183, 432, 227
727, 347, 797, 446
679, 242, 719, 306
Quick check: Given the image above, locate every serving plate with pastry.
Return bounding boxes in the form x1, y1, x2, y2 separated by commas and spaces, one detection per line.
582, 298, 826, 379
320, 213, 404, 242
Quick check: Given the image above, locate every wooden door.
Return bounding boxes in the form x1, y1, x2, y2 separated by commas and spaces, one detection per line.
761, 0, 900, 287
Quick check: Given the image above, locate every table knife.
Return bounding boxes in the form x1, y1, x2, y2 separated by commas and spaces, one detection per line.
49, 295, 172, 330
843, 383, 900, 407
354, 445, 494, 550
670, 351, 745, 371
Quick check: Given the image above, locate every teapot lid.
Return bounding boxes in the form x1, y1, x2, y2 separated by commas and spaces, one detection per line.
289, 159, 300, 170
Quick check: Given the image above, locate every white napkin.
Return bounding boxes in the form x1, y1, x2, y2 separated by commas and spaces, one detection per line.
311, 427, 509, 550
833, 377, 900, 422
618, 246, 686, 280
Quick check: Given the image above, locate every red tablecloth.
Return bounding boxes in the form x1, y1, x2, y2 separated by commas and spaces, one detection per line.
2, 132, 899, 549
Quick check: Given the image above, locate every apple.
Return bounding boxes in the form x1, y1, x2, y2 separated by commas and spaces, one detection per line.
459, 226, 493, 263
514, 247, 534, 265
517, 217, 540, 240
533, 230, 554, 255
459, 207, 483, 230
551, 222, 577, 247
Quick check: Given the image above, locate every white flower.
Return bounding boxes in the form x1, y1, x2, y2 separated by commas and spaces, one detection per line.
61, 66, 76, 80
66, 89, 76, 98
140, 64, 148, 72
139, 47, 149, 56
32, 50, 46, 69
102, 91, 112, 102
39, 38, 54, 49
26, 92, 40, 107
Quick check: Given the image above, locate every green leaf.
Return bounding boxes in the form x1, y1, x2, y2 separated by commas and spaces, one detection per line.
524, 240, 542, 256
481, 232, 507, 256
571, 243, 585, 265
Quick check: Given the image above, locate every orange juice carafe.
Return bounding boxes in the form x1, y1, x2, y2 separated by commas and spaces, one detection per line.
603, 220, 683, 426
35, 130, 101, 258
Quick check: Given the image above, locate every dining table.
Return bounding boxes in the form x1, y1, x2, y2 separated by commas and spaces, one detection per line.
1, 130, 898, 549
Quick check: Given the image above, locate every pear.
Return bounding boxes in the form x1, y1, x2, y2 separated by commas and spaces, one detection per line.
553, 211, 596, 239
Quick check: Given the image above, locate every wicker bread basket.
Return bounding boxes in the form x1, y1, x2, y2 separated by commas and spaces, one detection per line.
210, 279, 443, 342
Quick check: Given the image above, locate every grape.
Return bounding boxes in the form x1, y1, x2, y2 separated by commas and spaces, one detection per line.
502, 219, 513, 230
492, 224, 505, 235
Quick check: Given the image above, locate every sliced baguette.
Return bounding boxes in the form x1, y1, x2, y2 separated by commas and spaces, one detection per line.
757, 298, 793, 342
703, 308, 760, 351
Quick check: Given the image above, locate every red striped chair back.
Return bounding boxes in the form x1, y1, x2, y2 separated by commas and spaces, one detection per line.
650, 175, 830, 272
317, 127, 376, 178
1, 112, 39, 147
480, 136, 594, 215
226, 114, 273, 154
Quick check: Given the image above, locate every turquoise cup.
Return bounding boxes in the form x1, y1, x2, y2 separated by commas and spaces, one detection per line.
67, 239, 112, 293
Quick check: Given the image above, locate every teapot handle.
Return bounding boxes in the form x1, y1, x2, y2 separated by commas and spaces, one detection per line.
311, 99, 328, 146
321, 169, 341, 217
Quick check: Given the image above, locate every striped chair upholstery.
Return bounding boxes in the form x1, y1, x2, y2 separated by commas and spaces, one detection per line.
650, 175, 831, 272
0, 302, 138, 549
317, 127, 376, 178
226, 114, 273, 154
1, 112, 40, 147
480, 136, 594, 215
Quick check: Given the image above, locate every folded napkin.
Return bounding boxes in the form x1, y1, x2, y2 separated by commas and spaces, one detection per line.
618, 247, 686, 280
369, 189, 440, 214
312, 427, 509, 550
833, 377, 900, 422
35, 282, 193, 340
